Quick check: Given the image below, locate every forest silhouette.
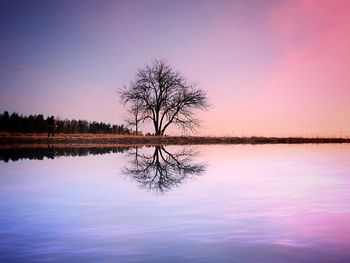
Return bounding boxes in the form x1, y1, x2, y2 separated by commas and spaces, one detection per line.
0, 111, 131, 134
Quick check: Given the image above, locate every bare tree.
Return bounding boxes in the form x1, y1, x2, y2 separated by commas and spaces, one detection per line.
124, 99, 142, 135
119, 59, 209, 135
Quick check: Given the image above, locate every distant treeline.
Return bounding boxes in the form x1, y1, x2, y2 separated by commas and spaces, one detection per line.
0, 111, 131, 134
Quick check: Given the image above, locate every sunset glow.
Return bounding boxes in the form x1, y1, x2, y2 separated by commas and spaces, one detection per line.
1, 0, 349, 136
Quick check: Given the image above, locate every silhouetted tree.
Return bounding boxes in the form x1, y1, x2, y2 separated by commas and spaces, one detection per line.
125, 98, 142, 135
0, 111, 9, 131
119, 59, 209, 135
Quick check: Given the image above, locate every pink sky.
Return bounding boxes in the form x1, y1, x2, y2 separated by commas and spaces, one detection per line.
1, 0, 349, 136
195, 0, 350, 136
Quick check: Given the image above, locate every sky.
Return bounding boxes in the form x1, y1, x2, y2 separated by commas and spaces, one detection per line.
1, 0, 349, 136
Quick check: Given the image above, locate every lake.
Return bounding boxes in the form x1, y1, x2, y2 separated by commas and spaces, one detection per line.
1, 144, 350, 262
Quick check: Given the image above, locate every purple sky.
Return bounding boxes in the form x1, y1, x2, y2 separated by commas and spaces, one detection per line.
1, 0, 350, 136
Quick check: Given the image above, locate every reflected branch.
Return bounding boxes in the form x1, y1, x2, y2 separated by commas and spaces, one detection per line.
122, 146, 206, 194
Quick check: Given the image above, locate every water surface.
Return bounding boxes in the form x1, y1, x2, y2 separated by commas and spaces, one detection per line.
1, 144, 350, 262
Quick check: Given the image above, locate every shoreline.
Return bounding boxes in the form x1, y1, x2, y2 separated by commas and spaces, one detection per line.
0, 134, 349, 147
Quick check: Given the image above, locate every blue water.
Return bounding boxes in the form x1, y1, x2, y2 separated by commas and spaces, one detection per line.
1, 144, 350, 262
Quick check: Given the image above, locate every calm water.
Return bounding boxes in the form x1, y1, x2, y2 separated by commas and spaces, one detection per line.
1, 144, 350, 262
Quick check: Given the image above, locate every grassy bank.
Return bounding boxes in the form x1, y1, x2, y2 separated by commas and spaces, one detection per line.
0, 133, 349, 146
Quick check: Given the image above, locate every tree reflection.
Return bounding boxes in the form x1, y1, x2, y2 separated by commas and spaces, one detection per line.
123, 146, 206, 194
0, 145, 131, 162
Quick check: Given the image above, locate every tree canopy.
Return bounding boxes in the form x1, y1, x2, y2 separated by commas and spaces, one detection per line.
119, 59, 209, 135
